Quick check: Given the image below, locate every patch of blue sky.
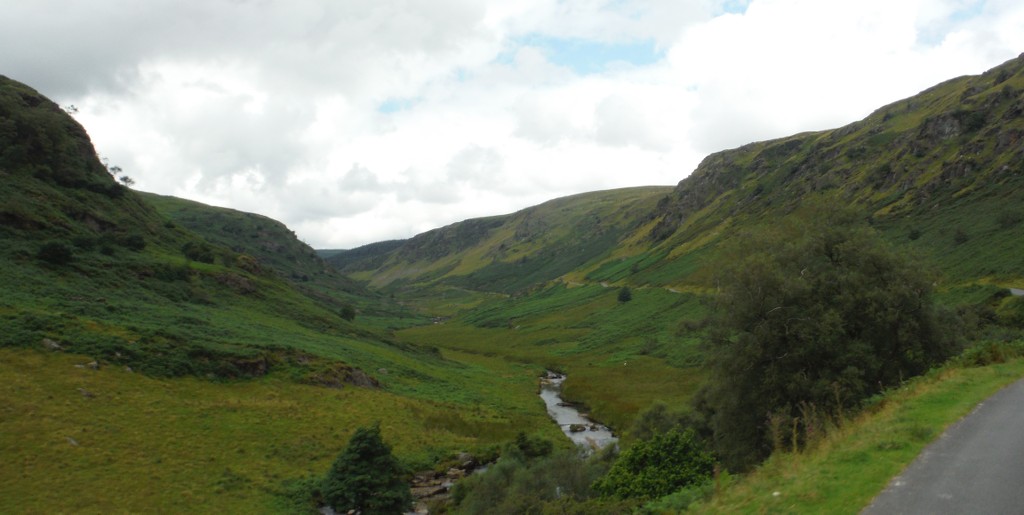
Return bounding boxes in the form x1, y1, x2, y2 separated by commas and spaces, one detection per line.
509, 34, 665, 74
917, 0, 986, 47
949, 0, 986, 22
377, 97, 419, 114
718, 0, 751, 15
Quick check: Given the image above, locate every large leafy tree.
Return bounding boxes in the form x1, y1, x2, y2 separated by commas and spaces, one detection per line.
321, 424, 412, 514
701, 205, 961, 470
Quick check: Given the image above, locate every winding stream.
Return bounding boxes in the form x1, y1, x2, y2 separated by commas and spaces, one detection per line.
539, 372, 618, 451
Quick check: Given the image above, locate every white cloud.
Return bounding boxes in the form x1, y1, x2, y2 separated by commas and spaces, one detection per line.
1, 0, 1021, 248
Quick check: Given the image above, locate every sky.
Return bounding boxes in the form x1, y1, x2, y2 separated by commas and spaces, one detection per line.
2, 0, 1022, 249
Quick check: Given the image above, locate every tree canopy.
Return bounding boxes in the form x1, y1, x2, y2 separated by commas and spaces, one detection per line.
700, 205, 961, 470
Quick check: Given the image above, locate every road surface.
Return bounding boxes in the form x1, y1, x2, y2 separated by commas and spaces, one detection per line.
862, 379, 1024, 514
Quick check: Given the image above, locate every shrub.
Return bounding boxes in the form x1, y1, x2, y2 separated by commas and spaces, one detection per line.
320, 424, 411, 515
37, 241, 73, 265
453, 447, 617, 514
594, 429, 715, 500
119, 234, 146, 251
997, 210, 1022, 229
339, 304, 356, 321
182, 241, 215, 264
953, 228, 969, 245
513, 431, 553, 459
617, 286, 633, 303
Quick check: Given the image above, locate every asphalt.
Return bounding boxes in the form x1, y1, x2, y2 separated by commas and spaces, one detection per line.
862, 379, 1024, 515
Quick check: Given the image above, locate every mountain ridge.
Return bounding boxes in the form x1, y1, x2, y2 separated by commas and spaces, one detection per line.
341, 54, 1024, 298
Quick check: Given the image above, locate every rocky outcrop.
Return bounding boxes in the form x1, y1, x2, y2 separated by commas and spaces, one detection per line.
409, 453, 484, 514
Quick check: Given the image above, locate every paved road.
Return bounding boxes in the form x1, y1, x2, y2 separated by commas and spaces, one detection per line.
862, 379, 1024, 515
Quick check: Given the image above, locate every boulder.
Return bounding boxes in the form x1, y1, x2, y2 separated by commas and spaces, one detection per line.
41, 338, 62, 351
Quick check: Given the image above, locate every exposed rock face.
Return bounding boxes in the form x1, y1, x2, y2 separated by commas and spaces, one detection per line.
646, 54, 1024, 244
300, 362, 380, 390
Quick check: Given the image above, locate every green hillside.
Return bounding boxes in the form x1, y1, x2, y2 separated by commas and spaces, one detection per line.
333, 186, 673, 292
0, 75, 570, 512
637, 54, 1024, 293
5, 53, 1024, 513
348, 55, 1024, 303
336, 55, 1024, 436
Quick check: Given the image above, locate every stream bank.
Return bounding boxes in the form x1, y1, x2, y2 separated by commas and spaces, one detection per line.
539, 371, 618, 450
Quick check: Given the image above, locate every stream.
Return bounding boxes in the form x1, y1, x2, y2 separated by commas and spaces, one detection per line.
539, 371, 618, 451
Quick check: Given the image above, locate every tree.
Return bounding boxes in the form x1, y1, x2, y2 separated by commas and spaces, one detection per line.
700, 205, 960, 470
593, 429, 714, 500
118, 175, 135, 187
321, 424, 412, 515
617, 286, 632, 303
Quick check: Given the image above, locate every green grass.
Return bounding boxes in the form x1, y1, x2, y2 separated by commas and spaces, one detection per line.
399, 284, 710, 431
0, 346, 563, 513
691, 358, 1024, 514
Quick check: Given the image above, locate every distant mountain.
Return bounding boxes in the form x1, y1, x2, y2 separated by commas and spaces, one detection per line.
333, 186, 672, 293
641, 53, 1024, 288
347, 55, 1024, 301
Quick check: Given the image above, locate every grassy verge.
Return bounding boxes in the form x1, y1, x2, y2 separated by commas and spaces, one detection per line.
691, 358, 1024, 514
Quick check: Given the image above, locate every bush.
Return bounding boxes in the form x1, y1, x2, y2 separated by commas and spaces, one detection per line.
320, 424, 411, 515
594, 429, 714, 500
953, 228, 969, 245
617, 287, 633, 303
513, 432, 554, 459
119, 233, 146, 251
453, 447, 617, 514
37, 241, 73, 265
339, 304, 356, 322
997, 210, 1022, 229
182, 241, 215, 264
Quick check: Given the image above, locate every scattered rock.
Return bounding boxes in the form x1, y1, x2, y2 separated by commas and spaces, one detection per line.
86, 361, 99, 370
41, 338, 62, 351
346, 369, 379, 389
569, 424, 587, 433
66, 437, 79, 446
77, 388, 95, 398
377, 368, 388, 375
124, 366, 133, 373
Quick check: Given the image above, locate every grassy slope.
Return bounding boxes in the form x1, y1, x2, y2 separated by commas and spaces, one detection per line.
637, 54, 1024, 292
377, 55, 1024, 436
139, 192, 425, 331
399, 284, 709, 431
0, 347, 562, 513
0, 76, 574, 511
343, 186, 673, 293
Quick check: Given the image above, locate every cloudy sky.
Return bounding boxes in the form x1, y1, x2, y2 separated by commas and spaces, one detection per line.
3, 0, 1022, 248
